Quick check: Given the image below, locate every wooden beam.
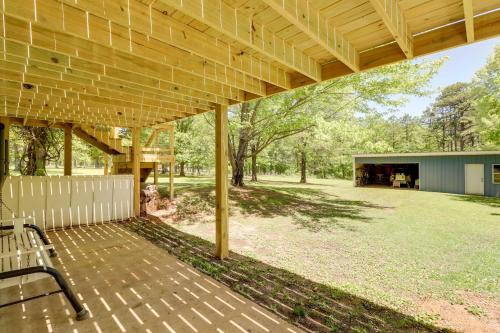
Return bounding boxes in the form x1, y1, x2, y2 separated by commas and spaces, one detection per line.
169, 161, 174, 200
104, 154, 109, 175
360, 10, 500, 71
153, 162, 158, 185
169, 127, 174, 200
2, 1, 265, 98
157, 0, 321, 82
214, 104, 229, 259
64, 125, 72, 176
0, 15, 238, 104
0, 117, 10, 179
132, 127, 141, 217
145, 129, 159, 147
73, 127, 123, 155
464, 0, 475, 43
368, 0, 413, 58
7, 117, 66, 129
262, 0, 359, 72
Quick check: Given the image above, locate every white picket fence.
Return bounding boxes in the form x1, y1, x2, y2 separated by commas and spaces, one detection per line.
1, 175, 134, 231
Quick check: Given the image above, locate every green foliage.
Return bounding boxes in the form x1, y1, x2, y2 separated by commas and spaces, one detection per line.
470, 44, 500, 149
292, 303, 307, 318
175, 117, 214, 175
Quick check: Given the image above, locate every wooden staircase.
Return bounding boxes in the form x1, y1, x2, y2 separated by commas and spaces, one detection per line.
74, 125, 174, 182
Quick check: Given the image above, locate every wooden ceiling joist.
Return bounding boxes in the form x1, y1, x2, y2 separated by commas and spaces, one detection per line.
156, 0, 322, 82
0, 63, 209, 115
67, 0, 291, 90
3, 0, 270, 98
368, 0, 414, 58
262, 0, 360, 72
463, 0, 475, 43
3, 98, 176, 122
0, 0, 499, 128
1, 88, 198, 120
1, 15, 240, 104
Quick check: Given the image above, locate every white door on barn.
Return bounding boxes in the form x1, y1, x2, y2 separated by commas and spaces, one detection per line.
465, 164, 484, 195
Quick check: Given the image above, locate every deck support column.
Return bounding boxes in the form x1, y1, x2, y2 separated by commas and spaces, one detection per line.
215, 104, 229, 259
0, 118, 9, 189
104, 154, 109, 175
153, 162, 158, 185
169, 162, 174, 199
132, 127, 141, 217
64, 125, 72, 176
169, 127, 174, 200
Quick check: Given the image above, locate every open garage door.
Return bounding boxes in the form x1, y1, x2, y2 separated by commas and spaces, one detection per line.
355, 163, 419, 189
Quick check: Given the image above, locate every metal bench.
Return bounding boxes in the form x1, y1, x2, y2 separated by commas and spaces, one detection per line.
0, 217, 89, 320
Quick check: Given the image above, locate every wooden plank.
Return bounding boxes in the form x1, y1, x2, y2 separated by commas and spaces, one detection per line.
0, 14, 239, 103
132, 127, 141, 217
2, 0, 266, 97
153, 162, 158, 185
262, 0, 359, 72
64, 125, 72, 176
214, 104, 228, 259
368, 0, 413, 58
463, 0, 474, 43
158, 0, 321, 82
361, 10, 500, 70
104, 154, 109, 175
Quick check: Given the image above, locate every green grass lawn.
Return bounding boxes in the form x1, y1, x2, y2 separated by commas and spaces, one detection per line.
150, 174, 500, 331
9, 167, 105, 176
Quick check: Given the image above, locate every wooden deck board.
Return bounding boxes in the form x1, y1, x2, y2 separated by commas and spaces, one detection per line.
0, 223, 302, 333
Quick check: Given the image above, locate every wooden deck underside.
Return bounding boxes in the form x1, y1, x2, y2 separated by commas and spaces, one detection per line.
0, 223, 302, 333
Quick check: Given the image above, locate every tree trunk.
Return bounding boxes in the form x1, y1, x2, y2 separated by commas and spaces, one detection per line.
232, 156, 245, 186
33, 143, 47, 176
300, 141, 307, 184
300, 150, 307, 183
179, 161, 186, 177
251, 146, 257, 182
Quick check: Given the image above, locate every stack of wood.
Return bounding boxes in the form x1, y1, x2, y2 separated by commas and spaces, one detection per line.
140, 185, 160, 216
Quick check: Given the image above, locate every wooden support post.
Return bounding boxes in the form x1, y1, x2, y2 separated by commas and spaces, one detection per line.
2, 118, 9, 177
169, 161, 174, 199
0, 119, 7, 188
104, 154, 109, 175
153, 162, 158, 185
132, 127, 141, 216
110, 127, 119, 139
215, 104, 229, 259
64, 125, 72, 176
169, 127, 174, 200
463, 0, 475, 43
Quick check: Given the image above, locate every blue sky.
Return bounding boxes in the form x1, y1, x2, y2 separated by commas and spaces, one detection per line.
394, 36, 499, 116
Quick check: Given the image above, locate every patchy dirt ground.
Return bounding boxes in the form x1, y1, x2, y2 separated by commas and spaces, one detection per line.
151, 175, 500, 332
418, 295, 499, 333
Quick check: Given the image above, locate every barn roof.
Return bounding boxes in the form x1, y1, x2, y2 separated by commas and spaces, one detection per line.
353, 151, 500, 158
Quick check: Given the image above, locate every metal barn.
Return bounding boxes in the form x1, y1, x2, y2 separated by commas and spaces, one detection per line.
354, 152, 500, 197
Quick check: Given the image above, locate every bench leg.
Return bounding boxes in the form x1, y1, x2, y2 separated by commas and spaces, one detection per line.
45, 267, 89, 320
23, 224, 58, 257
0, 266, 89, 320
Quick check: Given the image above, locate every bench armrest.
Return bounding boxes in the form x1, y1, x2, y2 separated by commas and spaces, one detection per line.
0, 217, 33, 234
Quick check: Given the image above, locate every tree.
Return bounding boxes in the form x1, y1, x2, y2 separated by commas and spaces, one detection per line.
174, 117, 214, 176
13, 127, 63, 175
175, 118, 195, 176
228, 57, 443, 186
471, 44, 500, 149
424, 83, 477, 151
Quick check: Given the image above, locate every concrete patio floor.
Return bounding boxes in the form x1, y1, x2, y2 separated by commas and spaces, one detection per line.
0, 223, 303, 333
